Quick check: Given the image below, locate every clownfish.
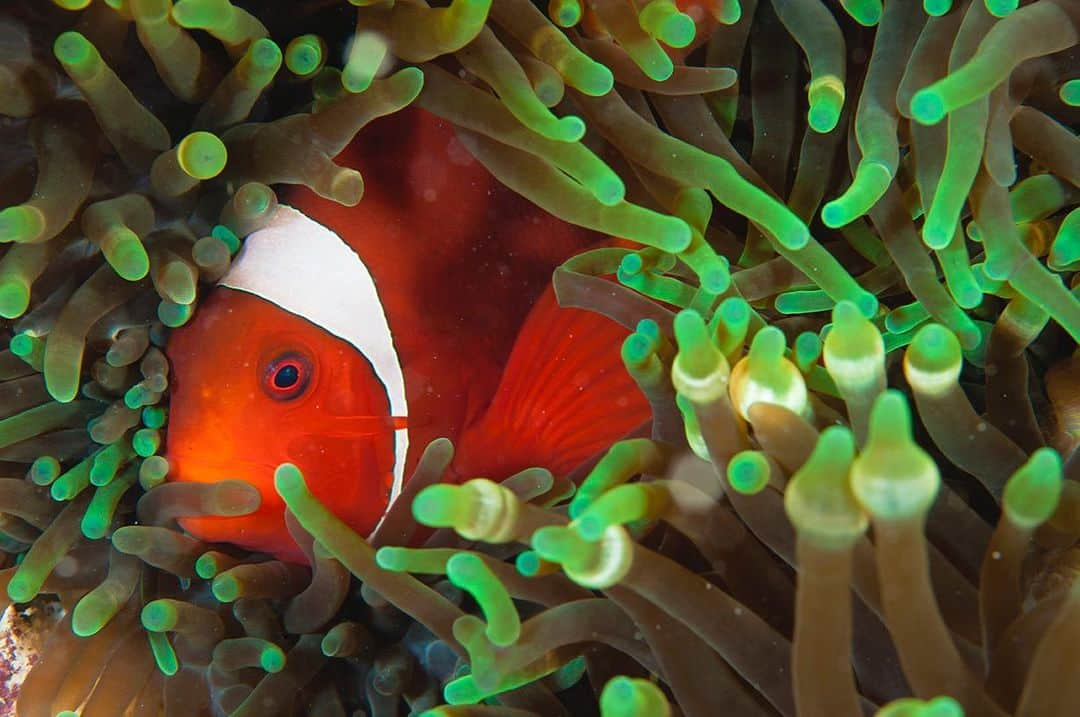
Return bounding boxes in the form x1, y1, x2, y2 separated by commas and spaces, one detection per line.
164, 108, 652, 563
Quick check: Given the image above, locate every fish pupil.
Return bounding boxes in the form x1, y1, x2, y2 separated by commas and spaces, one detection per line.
274, 364, 300, 389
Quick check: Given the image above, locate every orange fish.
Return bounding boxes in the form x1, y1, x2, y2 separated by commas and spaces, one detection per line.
165, 108, 651, 563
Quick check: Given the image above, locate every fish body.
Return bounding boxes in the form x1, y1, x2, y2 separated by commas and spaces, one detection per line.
165, 109, 651, 562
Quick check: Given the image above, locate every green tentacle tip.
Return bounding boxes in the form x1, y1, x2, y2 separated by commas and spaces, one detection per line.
701, 261, 731, 294
195, 553, 224, 580
726, 450, 770, 495
343, 32, 388, 94
1061, 79, 1080, 107
125, 383, 151, 409
544, 113, 586, 144
775, 290, 834, 315
158, 300, 194, 328
575, 484, 659, 539
53, 31, 97, 74
10, 332, 40, 358
984, 0, 1018, 16
53, 0, 92, 9
564, 54, 614, 97
139, 455, 169, 490
904, 323, 961, 395
841, 0, 882, 26
147, 631, 179, 676
214, 637, 286, 673
850, 390, 940, 520
0, 205, 45, 243
600, 676, 672, 717
1003, 447, 1063, 530
923, 0, 953, 15
619, 252, 645, 278
375, 546, 454, 574
29, 456, 61, 486
784, 426, 867, 545
592, 173, 625, 207
886, 302, 929, 335
72, 590, 120, 637
372, 546, 413, 572
0, 279, 30, 318
515, 549, 548, 577
141, 599, 179, 632
921, 219, 955, 251
133, 428, 161, 457
161, 262, 197, 305
767, 212, 811, 251
1049, 210, 1080, 270
259, 645, 286, 673
550, 0, 582, 27
672, 309, 729, 402
250, 37, 283, 74
549, 655, 588, 691
193, 235, 231, 269
211, 224, 241, 254
824, 300, 884, 386
877, 696, 964, 717
81, 510, 109, 540
794, 331, 822, 370
717, 0, 741, 23
639, 1, 696, 49
273, 463, 310, 505
411, 484, 463, 528
622, 331, 656, 367
285, 35, 324, 77
230, 640, 283, 673
531, 525, 581, 563
821, 161, 893, 229
6, 569, 40, 603
178, 131, 228, 180
714, 296, 750, 349
730, 326, 808, 419
910, 88, 946, 126
923, 696, 964, 717
105, 232, 150, 281
171, 0, 233, 28
142, 406, 167, 429
807, 75, 844, 133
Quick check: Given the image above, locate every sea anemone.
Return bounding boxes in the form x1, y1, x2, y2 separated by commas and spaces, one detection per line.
0, 0, 1077, 715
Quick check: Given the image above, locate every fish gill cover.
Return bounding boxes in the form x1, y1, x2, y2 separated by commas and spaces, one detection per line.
0, 0, 1077, 715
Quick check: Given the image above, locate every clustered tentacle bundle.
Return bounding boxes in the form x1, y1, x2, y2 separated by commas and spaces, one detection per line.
0, 0, 1077, 715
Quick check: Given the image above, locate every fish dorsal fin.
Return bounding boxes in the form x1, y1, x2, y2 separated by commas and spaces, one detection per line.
218, 205, 409, 504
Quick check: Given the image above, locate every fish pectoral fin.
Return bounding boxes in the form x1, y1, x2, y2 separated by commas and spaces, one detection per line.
453, 285, 651, 481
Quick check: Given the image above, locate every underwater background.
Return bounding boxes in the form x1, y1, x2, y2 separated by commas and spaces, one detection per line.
0, 0, 1078, 715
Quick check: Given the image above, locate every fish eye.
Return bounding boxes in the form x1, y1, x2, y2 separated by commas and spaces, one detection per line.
263, 352, 312, 400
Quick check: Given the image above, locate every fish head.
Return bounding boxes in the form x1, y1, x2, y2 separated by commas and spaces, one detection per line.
164, 208, 407, 562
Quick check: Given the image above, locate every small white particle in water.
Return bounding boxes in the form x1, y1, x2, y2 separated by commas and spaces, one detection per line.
734, 607, 744, 616
52, 555, 79, 578
992, 551, 1002, 560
